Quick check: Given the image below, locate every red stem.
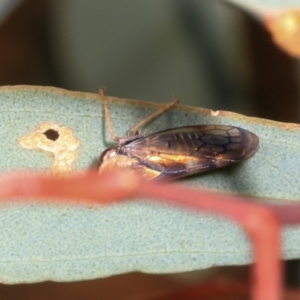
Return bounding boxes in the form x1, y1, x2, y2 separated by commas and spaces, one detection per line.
135, 182, 282, 300
268, 205, 300, 224
0, 171, 285, 300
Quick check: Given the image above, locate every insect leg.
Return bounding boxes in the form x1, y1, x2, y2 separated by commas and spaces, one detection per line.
129, 96, 180, 135
99, 88, 120, 142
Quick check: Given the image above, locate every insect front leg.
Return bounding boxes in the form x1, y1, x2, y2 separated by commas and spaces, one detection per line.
129, 96, 180, 135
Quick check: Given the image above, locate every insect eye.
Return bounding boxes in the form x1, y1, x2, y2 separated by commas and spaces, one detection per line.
99, 147, 117, 164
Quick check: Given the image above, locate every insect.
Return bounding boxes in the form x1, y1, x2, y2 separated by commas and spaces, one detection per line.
98, 89, 259, 181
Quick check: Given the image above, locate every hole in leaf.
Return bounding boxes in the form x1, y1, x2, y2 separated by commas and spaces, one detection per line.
43, 129, 59, 141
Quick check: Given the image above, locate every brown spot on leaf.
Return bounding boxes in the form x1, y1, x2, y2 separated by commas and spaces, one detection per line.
43, 129, 59, 141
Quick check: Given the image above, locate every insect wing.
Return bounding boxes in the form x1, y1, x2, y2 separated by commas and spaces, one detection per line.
121, 125, 259, 180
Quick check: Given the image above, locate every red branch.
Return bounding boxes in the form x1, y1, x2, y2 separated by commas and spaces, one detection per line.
135, 181, 282, 300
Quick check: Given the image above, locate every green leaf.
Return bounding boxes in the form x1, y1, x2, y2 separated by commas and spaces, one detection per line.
0, 85, 299, 283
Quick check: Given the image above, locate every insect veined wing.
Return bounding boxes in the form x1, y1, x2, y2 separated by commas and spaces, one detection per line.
121, 125, 259, 180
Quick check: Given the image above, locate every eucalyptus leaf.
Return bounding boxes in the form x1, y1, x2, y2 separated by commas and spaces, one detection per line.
0, 85, 298, 283
226, 0, 300, 15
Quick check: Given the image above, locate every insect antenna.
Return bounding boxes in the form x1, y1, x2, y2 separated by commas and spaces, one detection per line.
99, 88, 120, 143
99, 89, 179, 142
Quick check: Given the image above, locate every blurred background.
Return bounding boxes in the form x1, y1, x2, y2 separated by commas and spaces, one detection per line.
0, 0, 299, 120
0, 0, 299, 299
